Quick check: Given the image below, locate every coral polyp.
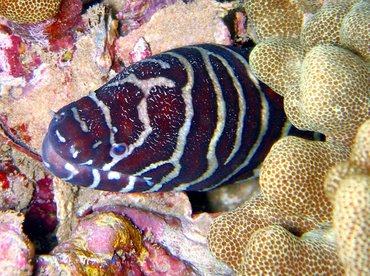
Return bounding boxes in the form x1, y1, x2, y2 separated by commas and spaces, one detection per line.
0, 0, 62, 24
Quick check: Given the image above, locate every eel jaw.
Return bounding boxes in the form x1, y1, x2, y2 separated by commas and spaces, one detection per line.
42, 132, 152, 192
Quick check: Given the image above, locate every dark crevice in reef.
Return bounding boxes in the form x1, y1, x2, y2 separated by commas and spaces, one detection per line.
186, 191, 212, 213
23, 177, 58, 254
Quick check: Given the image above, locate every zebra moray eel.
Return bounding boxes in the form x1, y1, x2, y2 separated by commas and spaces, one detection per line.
42, 44, 302, 192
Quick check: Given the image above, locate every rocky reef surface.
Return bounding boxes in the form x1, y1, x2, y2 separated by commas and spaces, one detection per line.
0, 0, 368, 275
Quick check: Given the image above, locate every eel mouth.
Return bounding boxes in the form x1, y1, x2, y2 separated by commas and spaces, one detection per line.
42, 132, 152, 192
42, 132, 96, 187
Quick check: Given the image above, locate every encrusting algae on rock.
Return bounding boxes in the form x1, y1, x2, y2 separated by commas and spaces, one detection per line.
0, 210, 35, 275
208, 0, 369, 274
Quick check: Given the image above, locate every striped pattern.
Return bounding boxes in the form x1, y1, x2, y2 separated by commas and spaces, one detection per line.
42, 44, 293, 192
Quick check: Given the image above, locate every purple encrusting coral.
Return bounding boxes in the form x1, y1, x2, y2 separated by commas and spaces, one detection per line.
117, 0, 193, 35
0, 32, 25, 78
0, 32, 44, 81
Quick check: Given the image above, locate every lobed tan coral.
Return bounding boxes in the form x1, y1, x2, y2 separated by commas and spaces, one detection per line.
297, 0, 323, 13
0, 0, 61, 24
249, 2, 369, 146
248, 37, 304, 97
207, 194, 328, 271
208, 0, 369, 274
244, 0, 304, 43
340, 1, 370, 61
240, 226, 343, 275
301, 2, 353, 50
298, 44, 369, 144
333, 176, 369, 275
250, 40, 369, 142
325, 120, 370, 275
260, 136, 349, 223
249, 37, 312, 129
208, 189, 349, 273
208, 132, 350, 273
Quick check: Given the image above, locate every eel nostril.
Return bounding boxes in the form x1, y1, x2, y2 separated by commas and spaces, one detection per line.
52, 111, 65, 122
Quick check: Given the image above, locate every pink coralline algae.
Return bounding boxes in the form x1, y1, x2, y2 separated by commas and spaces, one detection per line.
117, 0, 191, 35
128, 37, 152, 64
0, 32, 25, 78
0, 32, 43, 80
51, 185, 230, 274
36, 212, 195, 275
0, 210, 34, 275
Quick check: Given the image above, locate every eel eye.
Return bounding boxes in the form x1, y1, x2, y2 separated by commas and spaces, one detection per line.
111, 143, 127, 157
